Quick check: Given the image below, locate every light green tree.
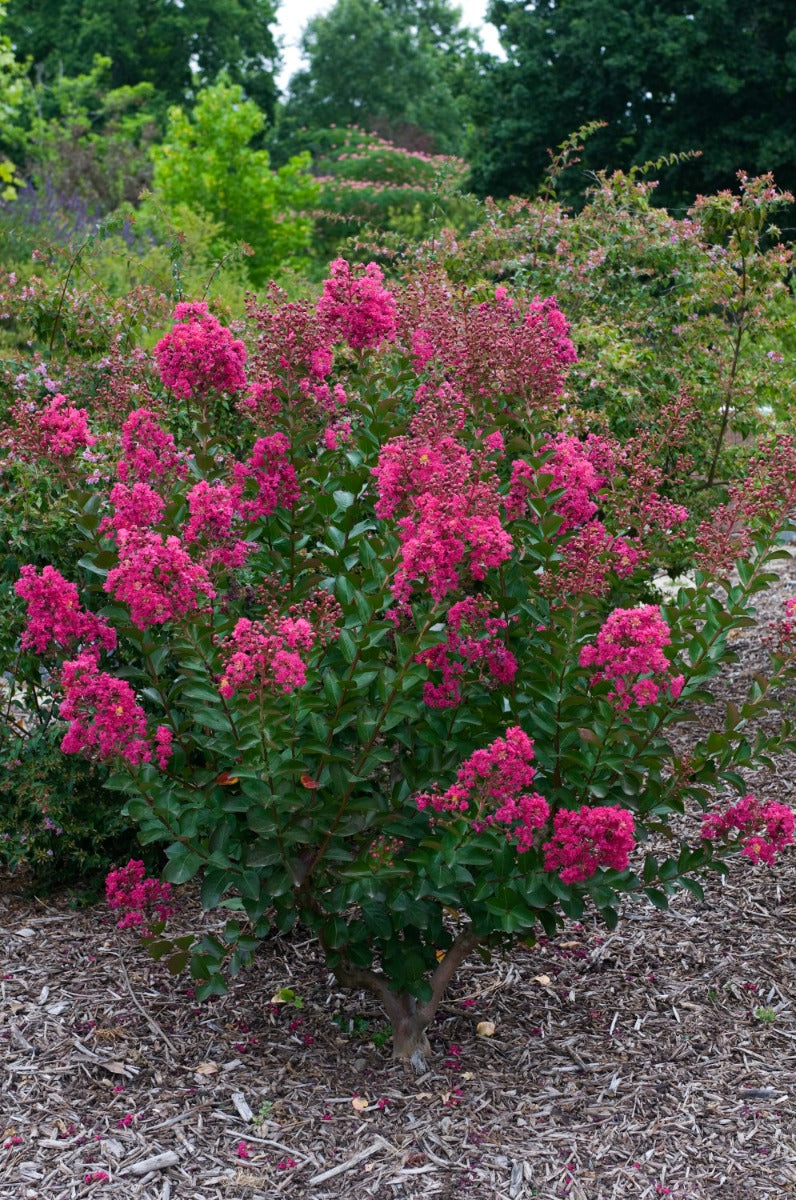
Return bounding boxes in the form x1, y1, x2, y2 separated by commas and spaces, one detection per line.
0, 0, 30, 196
150, 81, 318, 285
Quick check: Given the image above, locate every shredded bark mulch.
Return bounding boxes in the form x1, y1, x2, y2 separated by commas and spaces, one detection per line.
3, 566, 796, 1200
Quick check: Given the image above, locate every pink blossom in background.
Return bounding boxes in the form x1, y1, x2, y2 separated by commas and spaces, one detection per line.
60, 653, 151, 765
104, 530, 215, 629
154, 301, 247, 401
37, 393, 96, 457
543, 805, 635, 883
702, 794, 794, 865
15, 565, 117, 655
105, 859, 174, 928
318, 258, 397, 350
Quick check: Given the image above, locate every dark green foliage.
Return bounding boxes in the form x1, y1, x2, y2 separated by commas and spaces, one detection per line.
0, 721, 148, 897
472, 0, 796, 208
277, 0, 478, 158
5, 0, 280, 120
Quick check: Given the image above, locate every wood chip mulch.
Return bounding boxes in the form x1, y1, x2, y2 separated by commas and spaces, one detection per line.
3, 566, 796, 1200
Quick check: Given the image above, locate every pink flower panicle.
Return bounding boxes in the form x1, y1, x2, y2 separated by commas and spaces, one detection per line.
60, 653, 151, 765
543, 433, 613, 531
397, 275, 576, 411
154, 725, 174, 771
416, 595, 517, 707
116, 408, 185, 486
373, 432, 512, 605
99, 481, 166, 541
15, 565, 117, 656
318, 258, 397, 350
232, 434, 300, 522
38, 393, 96, 457
543, 805, 636, 883
184, 479, 252, 571
580, 605, 683, 710
702, 794, 794, 865
154, 301, 247, 401
104, 530, 215, 630
544, 522, 640, 600
219, 615, 316, 699
505, 434, 614, 527
241, 285, 336, 428
105, 859, 174, 929
416, 727, 550, 852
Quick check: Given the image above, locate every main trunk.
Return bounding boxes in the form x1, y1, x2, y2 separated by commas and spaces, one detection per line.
332, 929, 480, 1070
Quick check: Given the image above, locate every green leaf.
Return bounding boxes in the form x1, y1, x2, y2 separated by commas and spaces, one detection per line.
163, 844, 204, 885
645, 887, 669, 911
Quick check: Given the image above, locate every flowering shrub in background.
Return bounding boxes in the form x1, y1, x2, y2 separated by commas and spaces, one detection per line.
6, 255, 796, 1066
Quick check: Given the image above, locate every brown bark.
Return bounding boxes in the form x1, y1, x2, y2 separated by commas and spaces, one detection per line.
333, 928, 480, 1071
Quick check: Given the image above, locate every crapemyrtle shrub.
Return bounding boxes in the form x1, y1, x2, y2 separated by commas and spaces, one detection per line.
4, 256, 796, 1066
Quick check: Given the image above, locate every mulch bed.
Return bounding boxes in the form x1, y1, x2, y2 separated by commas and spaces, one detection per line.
3, 566, 796, 1200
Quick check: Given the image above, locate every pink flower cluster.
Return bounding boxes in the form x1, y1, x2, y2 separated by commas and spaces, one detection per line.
104, 530, 215, 629
416, 727, 550, 852
505, 432, 611, 528
702, 794, 794, 865
184, 480, 252, 570
60, 652, 152, 764
105, 859, 174, 929
317, 258, 397, 350
219, 615, 316, 698
154, 301, 247, 401
542, 805, 635, 883
373, 432, 512, 604
231, 433, 300, 521
580, 605, 684, 710
416, 595, 517, 707
116, 408, 185, 486
547, 522, 640, 599
541, 433, 613, 531
37, 393, 96, 457
15, 565, 117, 655
99, 481, 166, 540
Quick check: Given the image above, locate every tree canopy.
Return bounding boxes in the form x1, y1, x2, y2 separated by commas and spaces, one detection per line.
279, 0, 479, 156
470, 0, 796, 207
150, 81, 318, 284
4, 0, 280, 119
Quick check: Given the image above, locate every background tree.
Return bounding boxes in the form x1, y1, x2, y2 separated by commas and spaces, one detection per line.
471, 0, 796, 209
0, 0, 30, 194
277, 0, 478, 158
4, 0, 280, 120
149, 81, 318, 285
